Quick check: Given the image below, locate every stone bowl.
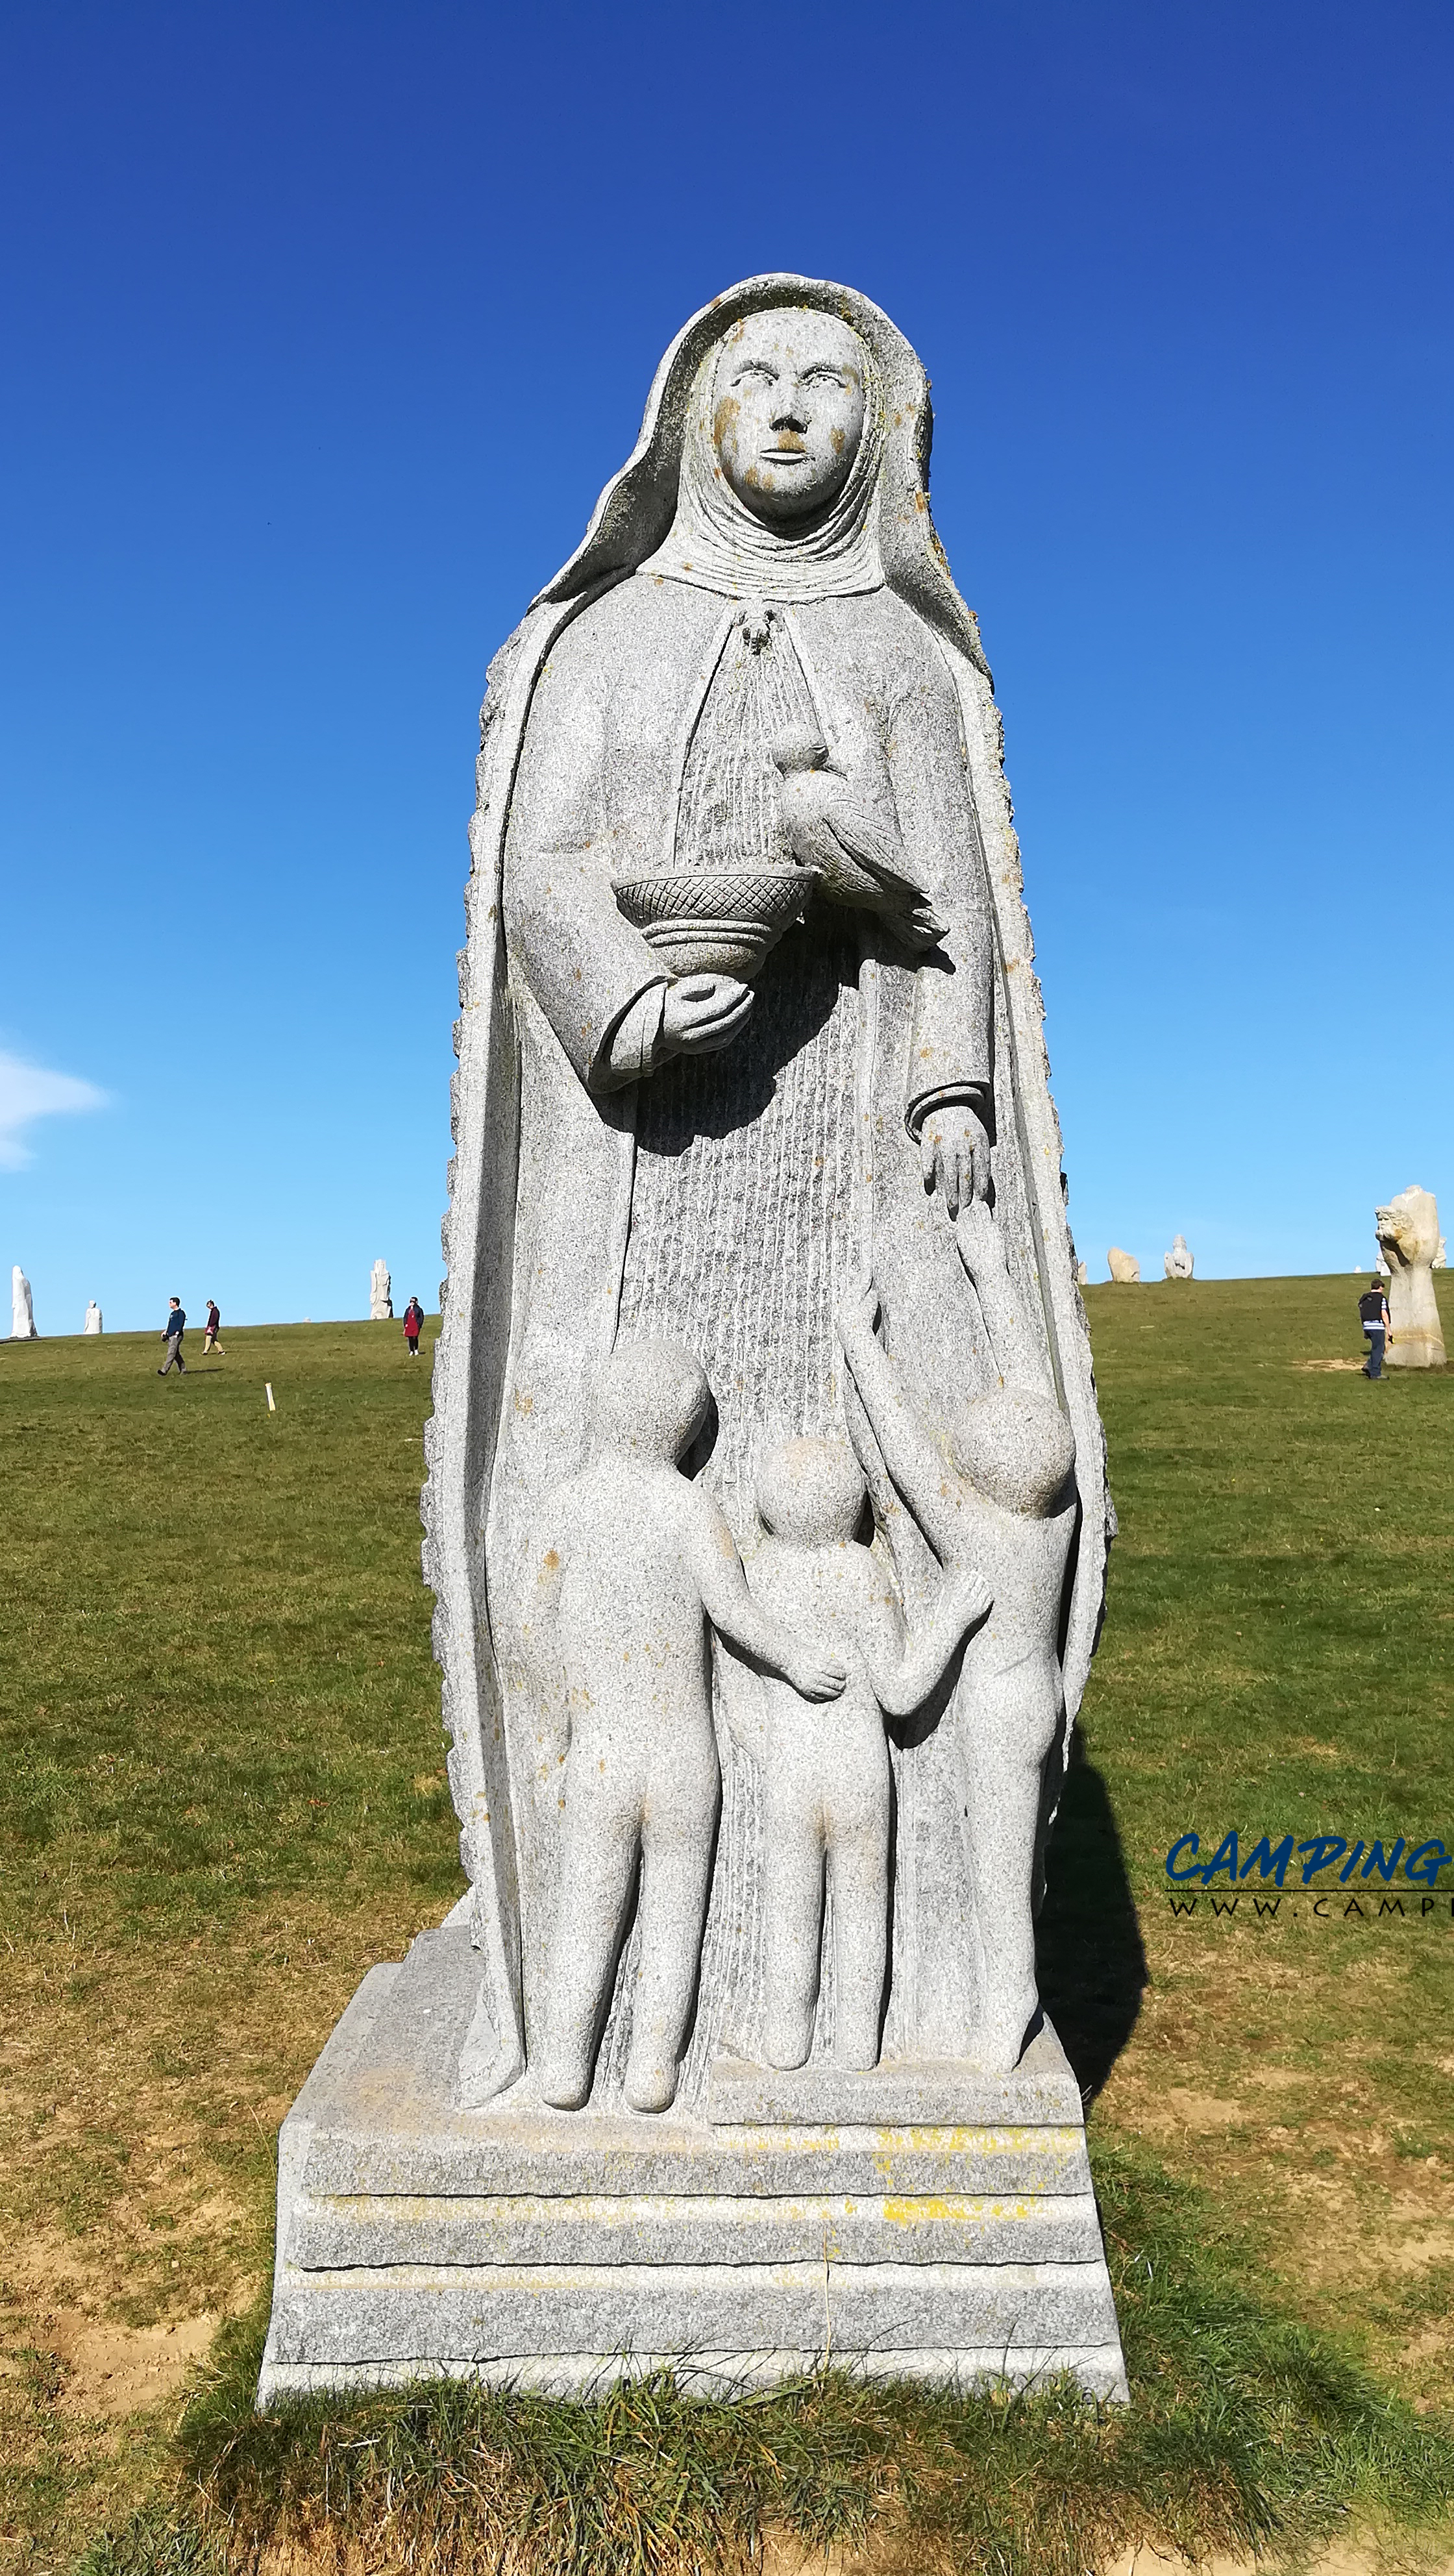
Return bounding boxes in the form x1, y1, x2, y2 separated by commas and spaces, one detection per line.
613, 865, 820, 981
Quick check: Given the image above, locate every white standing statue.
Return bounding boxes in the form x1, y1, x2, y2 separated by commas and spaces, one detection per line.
1375, 1186, 1446, 1369
84, 1301, 103, 1335
1107, 1246, 1140, 1283
369, 1259, 393, 1321
11, 1268, 36, 1339
1163, 1235, 1194, 1280
261, 275, 1126, 2409
1435, 1236, 1447, 1272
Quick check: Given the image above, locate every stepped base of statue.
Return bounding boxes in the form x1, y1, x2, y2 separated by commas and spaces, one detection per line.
257, 1926, 1127, 2406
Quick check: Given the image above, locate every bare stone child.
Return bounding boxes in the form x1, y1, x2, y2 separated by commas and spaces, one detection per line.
527, 1339, 846, 2116
749, 1437, 991, 2071
837, 1200, 1078, 2073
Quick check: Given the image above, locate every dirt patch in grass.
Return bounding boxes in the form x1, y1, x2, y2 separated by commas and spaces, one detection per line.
47, 2312, 223, 2421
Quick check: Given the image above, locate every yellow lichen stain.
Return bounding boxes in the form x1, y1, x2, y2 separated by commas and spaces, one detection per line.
869, 2124, 1083, 2182
515, 1391, 535, 1415
883, 2194, 1035, 2227
543, 1549, 560, 1572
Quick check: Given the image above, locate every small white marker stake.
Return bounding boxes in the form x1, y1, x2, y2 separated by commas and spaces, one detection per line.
265, 1383, 276, 1412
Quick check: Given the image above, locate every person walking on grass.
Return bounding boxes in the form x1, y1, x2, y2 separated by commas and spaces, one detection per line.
157, 1297, 187, 1376
402, 1296, 425, 1359
203, 1298, 223, 1357
1359, 1278, 1390, 1378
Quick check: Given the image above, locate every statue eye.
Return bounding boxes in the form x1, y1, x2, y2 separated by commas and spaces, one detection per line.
733, 362, 776, 386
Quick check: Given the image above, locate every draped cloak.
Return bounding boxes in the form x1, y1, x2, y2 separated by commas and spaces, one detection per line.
423, 275, 1110, 2109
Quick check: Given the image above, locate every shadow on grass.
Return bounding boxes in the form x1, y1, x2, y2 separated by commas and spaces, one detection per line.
1039, 1726, 1150, 2102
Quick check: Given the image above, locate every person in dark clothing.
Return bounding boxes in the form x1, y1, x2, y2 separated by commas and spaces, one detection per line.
402, 1296, 425, 1359
158, 1298, 187, 1375
1358, 1280, 1390, 1378
203, 1298, 223, 1356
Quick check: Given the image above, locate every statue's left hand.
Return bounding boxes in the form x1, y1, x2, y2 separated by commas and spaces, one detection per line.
919, 1106, 990, 1217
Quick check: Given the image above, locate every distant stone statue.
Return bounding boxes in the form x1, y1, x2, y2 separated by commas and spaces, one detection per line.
262, 274, 1125, 2409
11, 1268, 36, 1339
369, 1259, 392, 1321
1436, 1236, 1448, 1272
1076, 1258, 1089, 1288
84, 1301, 103, 1335
1375, 1186, 1446, 1369
1163, 1235, 1194, 1280
1107, 1246, 1140, 1283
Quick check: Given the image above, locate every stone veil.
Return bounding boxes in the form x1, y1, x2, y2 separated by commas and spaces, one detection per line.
423, 273, 1111, 2113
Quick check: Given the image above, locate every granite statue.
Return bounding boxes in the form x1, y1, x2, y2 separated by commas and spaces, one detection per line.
369, 1259, 393, 1321
260, 276, 1123, 2406
747, 1435, 989, 2072
1375, 1186, 1446, 1369
839, 1198, 1078, 2073
84, 1301, 103, 1334
1107, 1246, 1140, 1283
12, 1269, 36, 1339
527, 1339, 847, 2116
1163, 1235, 1193, 1279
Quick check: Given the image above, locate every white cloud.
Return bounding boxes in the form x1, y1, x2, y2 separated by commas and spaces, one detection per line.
0, 1050, 107, 1170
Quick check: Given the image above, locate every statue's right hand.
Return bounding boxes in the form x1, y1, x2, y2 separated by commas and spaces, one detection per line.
661, 974, 754, 1059
946, 1563, 994, 1634
784, 1644, 848, 1702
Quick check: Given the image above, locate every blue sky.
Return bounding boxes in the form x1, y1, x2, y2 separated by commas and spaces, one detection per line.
2, 1, 1450, 1331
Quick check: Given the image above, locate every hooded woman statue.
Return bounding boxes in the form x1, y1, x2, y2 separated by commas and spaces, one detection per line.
424, 275, 1109, 2109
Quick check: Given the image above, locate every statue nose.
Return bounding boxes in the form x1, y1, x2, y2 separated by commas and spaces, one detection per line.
771, 401, 807, 433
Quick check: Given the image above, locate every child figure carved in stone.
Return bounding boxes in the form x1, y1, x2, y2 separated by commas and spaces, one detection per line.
749, 1437, 992, 2072
837, 1200, 1078, 2074
527, 1339, 846, 2116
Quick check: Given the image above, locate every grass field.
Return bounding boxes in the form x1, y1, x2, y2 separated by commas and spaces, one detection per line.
1, 1275, 1451, 2573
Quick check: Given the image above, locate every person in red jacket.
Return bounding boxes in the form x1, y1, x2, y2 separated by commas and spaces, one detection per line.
402, 1296, 425, 1359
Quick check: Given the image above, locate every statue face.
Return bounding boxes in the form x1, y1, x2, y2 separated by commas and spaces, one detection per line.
711, 310, 868, 526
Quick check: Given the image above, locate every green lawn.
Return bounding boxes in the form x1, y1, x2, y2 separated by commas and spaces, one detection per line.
1, 1278, 1451, 2574
1054, 1273, 1454, 2404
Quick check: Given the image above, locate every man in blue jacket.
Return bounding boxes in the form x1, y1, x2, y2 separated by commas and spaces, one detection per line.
158, 1298, 187, 1376
1358, 1279, 1390, 1378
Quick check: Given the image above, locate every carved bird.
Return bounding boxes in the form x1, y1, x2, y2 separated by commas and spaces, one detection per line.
770, 729, 947, 954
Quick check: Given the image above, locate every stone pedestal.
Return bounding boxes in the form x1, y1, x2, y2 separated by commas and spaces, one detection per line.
258, 1926, 1127, 2405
